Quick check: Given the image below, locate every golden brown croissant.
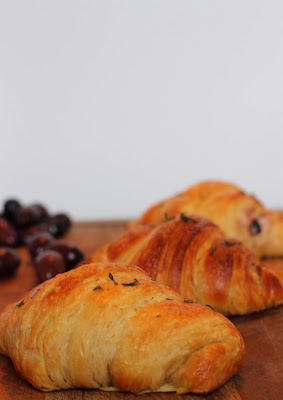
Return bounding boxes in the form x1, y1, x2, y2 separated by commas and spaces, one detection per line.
131, 180, 283, 258
0, 262, 244, 394
90, 216, 283, 315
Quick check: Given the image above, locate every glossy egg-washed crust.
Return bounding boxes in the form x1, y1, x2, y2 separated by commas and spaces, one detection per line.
0, 263, 244, 394
130, 180, 283, 258
89, 216, 283, 315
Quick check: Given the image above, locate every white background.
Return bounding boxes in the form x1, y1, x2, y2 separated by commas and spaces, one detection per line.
1, 1, 283, 220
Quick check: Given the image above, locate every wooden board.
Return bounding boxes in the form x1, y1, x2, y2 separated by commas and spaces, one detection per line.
0, 220, 282, 400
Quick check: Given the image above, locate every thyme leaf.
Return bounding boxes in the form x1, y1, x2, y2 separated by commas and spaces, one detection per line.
210, 247, 216, 255
31, 288, 41, 300
166, 298, 173, 301
122, 278, 139, 287
224, 241, 236, 247
109, 272, 118, 285
180, 213, 197, 223
206, 304, 214, 310
93, 285, 103, 291
16, 300, 24, 308
164, 212, 174, 222
184, 300, 195, 304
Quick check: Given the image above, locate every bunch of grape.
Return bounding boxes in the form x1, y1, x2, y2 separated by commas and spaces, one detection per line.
0, 199, 84, 282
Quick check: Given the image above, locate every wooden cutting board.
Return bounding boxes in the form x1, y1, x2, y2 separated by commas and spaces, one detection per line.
0, 220, 282, 400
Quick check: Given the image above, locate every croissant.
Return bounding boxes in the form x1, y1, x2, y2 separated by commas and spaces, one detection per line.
131, 180, 283, 258
89, 215, 283, 315
0, 262, 244, 394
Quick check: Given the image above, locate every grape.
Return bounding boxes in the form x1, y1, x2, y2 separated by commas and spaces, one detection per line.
0, 247, 20, 277
14, 204, 48, 228
0, 197, 75, 281
0, 218, 18, 246
47, 214, 71, 237
18, 220, 53, 245
3, 199, 21, 222
47, 241, 84, 270
34, 250, 66, 282
27, 231, 54, 258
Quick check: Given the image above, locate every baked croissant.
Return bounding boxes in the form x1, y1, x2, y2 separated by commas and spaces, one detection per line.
0, 262, 244, 394
131, 180, 283, 258
89, 215, 283, 315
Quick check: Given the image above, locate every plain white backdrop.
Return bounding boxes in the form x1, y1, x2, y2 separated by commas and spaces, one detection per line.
1, 1, 283, 219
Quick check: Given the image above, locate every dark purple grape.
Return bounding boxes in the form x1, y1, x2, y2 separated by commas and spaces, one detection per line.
18, 225, 44, 245
27, 231, 54, 258
3, 199, 21, 222
18, 223, 51, 245
47, 214, 71, 237
33, 203, 48, 220
13, 207, 33, 228
0, 218, 18, 246
34, 250, 66, 282
14, 204, 48, 228
0, 247, 20, 277
47, 241, 84, 270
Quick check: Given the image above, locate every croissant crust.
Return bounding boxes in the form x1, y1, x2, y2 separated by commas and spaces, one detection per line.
90, 216, 283, 315
131, 180, 283, 258
0, 262, 244, 394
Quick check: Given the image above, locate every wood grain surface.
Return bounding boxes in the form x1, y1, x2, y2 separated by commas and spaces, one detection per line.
0, 220, 282, 400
